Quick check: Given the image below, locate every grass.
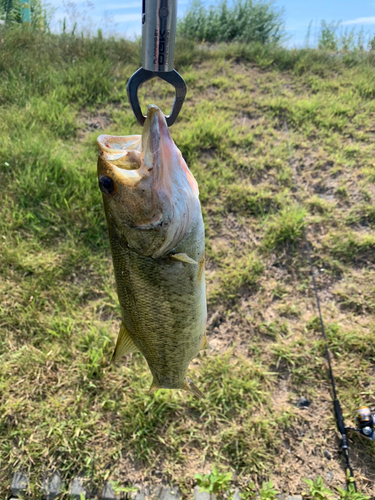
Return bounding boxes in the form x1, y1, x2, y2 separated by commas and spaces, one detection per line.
0, 0, 47, 27
1, 25, 375, 498
178, 0, 286, 45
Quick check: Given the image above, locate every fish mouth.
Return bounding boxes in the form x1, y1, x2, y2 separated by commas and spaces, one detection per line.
97, 104, 199, 258
96, 105, 173, 175
97, 134, 142, 170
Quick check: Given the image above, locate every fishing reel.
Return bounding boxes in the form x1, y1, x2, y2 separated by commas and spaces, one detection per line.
348, 406, 375, 441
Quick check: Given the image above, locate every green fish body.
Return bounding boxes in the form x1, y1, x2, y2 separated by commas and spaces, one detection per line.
97, 105, 207, 396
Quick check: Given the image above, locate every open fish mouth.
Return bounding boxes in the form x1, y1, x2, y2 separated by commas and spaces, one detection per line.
97, 133, 142, 170
96, 105, 170, 173
97, 105, 198, 258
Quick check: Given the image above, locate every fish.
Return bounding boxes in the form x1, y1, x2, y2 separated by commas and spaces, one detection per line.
97, 104, 208, 397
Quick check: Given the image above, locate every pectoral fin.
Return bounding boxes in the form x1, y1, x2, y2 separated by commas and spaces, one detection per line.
200, 333, 210, 351
111, 321, 139, 363
170, 253, 198, 265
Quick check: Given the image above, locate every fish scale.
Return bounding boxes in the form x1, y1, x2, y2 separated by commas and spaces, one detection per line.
107, 202, 205, 384
97, 105, 207, 397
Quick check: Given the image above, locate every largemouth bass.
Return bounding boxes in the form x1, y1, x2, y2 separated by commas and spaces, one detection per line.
97, 105, 207, 397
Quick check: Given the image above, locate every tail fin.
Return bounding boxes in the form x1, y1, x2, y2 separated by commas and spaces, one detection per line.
184, 377, 204, 399
148, 378, 204, 398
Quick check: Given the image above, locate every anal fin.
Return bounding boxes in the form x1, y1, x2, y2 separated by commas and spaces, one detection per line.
111, 321, 138, 364
170, 253, 198, 265
148, 380, 159, 394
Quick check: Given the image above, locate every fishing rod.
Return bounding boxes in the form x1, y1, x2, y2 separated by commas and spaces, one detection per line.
127, 0, 186, 127
284, 119, 375, 490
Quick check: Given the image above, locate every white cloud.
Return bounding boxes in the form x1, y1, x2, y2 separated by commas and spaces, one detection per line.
342, 16, 375, 25
59, 0, 95, 4
113, 13, 142, 22
103, 2, 141, 9
103, 0, 189, 11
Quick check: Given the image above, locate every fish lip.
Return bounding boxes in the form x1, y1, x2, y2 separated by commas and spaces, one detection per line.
143, 104, 164, 131
142, 105, 171, 165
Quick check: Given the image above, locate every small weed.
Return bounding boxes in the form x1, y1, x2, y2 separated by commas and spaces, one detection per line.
272, 282, 289, 299
303, 476, 370, 500
257, 320, 289, 339
276, 302, 300, 317
216, 253, 265, 300
304, 476, 336, 499
343, 144, 360, 159
195, 466, 233, 499
110, 481, 138, 496
335, 186, 348, 198
328, 230, 375, 263
345, 204, 375, 226
336, 483, 371, 499
307, 195, 333, 215
259, 480, 279, 499
225, 185, 282, 216
263, 205, 307, 249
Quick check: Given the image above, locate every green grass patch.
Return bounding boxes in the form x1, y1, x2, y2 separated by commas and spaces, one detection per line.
262, 205, 307, 249
210, 252, 265, 302
328, 230, 375, 264
1, 26, 375, 498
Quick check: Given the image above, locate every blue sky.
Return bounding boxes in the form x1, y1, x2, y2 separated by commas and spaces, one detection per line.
48, 0, 375, 46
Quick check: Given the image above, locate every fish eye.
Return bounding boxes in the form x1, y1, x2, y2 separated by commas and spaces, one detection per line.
99, 176, 115, 194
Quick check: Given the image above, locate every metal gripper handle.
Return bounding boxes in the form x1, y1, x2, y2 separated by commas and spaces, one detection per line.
127, 0, 186, 127
142, 0, 178, 73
